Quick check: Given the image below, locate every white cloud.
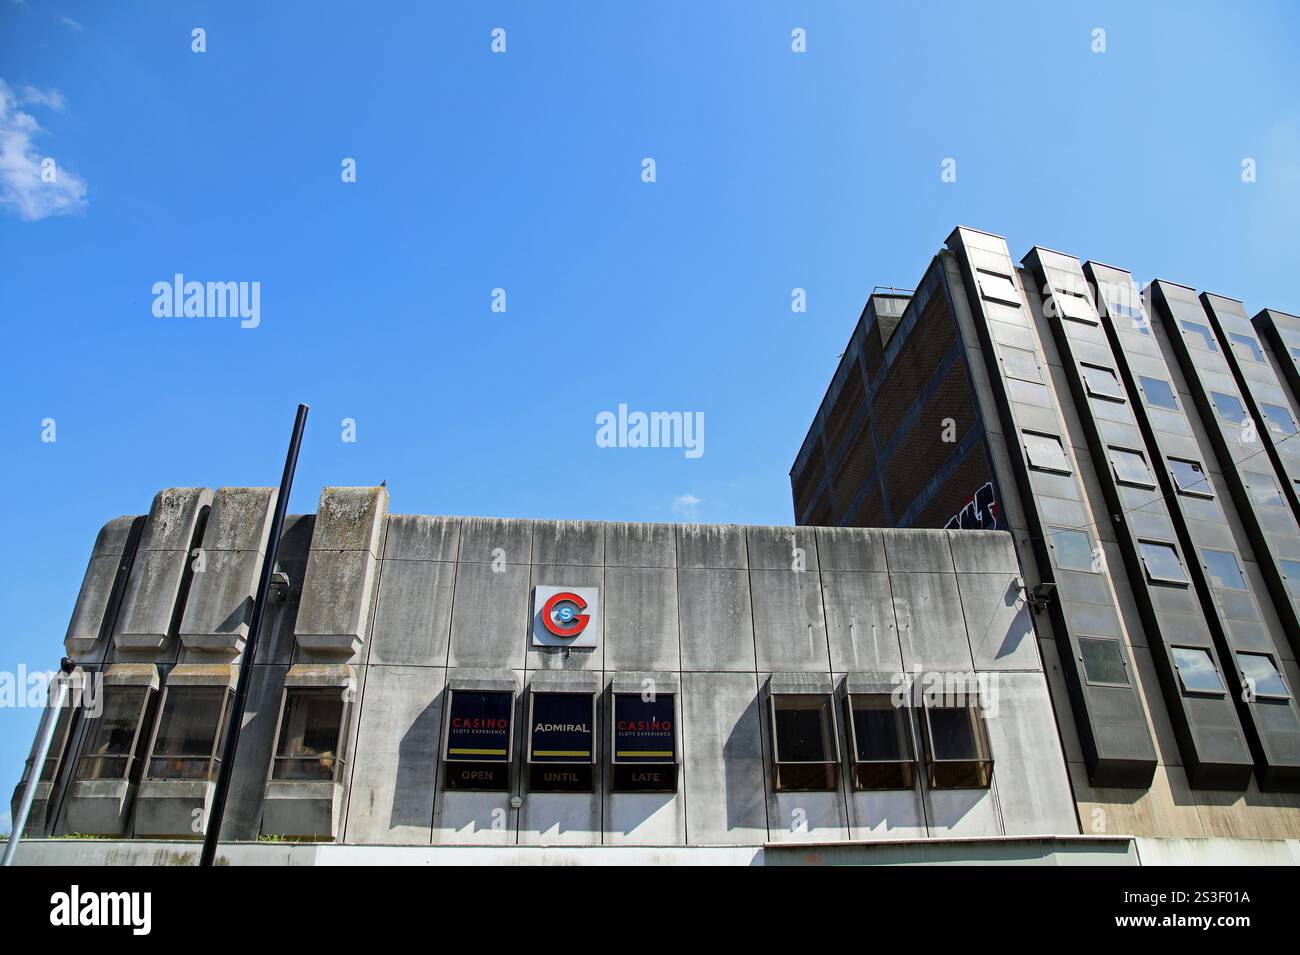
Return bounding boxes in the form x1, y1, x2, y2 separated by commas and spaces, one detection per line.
59, 14, 81, 31
0, 79, 88, 220
672, 493, 702, 518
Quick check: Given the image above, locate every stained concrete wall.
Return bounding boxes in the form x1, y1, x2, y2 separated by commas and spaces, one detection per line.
27, 492, 1078, 847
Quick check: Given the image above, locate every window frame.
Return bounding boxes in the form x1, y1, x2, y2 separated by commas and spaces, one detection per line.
1180, 319, 1219, 352
1237, 652, 1291, 701
1022, 430, 1072, 476
1168, 457, 1214, 499
1107, 445, 1157, 489
919, 698, 994, 790
1245, 471, 1286, 510
1078, 635, 1131, 688
1200, 548, 1247, 592
1138, 539, 1190, 586
1080, 363, 1126, 403
769, 693, 840, 792
1260, 402, 1298, 437
268, 685, 351, 784
1048, 526, 1099, 574
1137, 375, 1179, 411
1171, 646, 1226, 697
74, 683, 156, 782
842, 693, 918, 791
1210, 391, 1248, 426
143, 683, 234, 782
1228, 332, 1265, 364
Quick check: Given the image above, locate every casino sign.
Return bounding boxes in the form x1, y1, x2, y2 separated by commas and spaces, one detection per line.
531, 585, 600, 649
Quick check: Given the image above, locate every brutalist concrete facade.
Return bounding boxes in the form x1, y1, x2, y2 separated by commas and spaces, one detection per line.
792, 227, 1300, 841
12, 488, 1080, 860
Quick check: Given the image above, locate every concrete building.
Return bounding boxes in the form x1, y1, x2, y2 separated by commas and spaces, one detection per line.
791, 227, 1300, 846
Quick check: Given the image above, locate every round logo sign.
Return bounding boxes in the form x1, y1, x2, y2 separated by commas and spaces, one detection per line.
541, 591, 590, 638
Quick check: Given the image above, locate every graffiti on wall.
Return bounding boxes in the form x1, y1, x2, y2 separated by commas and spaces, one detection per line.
943, 481, 1000, 531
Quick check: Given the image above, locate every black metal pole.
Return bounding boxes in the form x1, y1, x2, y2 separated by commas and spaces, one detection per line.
200, 403, 308, 866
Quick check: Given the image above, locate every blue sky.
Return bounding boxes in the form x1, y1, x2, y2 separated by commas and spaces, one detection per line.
1, 1, 1297, 817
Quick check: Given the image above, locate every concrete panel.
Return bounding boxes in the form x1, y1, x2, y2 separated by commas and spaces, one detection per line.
447, 561, 530, 669
883, 529, 956, 574
847, 789, 928, 841
531, 519, 604, 566
957, 572, 1040, 670
383, 515, 460, 562
677, 524, 748, 569
890, 572, 976, 672
677, 569, 756, 671
517, 792, 603, 846
136, 488, 212, 553
310, 487, 387, 556
344, 665, 444, 845
984, 673, 1079, 835
432, 792, 517, 845
605, 792, 684, 845
681, 672, 768, 844
605, 521, 676, 568
458, 517, 533, 565
114, 548, 190, 650
219, 663, 289, 840
822, 572, 903, 673
603, 567, 680, 671
924, 782, 1003, 839
367, 559, 455, 666
749, 568, 830, 672
202, 487, 276, 553
178, 548, 264, 653
948, 530, 1020, 574
65, 554, 130, 659
294, 549, 378, 656
746, 525, 820, 571
815, 526, 887, 572
769, 792, 852, 843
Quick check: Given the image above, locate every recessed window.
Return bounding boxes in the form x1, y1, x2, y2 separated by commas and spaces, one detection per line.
1000, 345, 1042, 383
1108, 446, 1156, 488
1281, 559, 1300, 599
1079, 636, 1129, 686
1051, 527, 1098, 573
272, 688, 347, 782
770, 694, 839, 792
1138, 376, 1178, 410
611, 692, 678, 793
1210, 391, 1248, 425
1238, 653, 1290, 700
1138, 540, 1189, 585
1023, 430, 1071, 474
1181, 320, 1219, 351
920, 700, 993, 789
1200, 549, 1247, 591
844, 694, 917, 790
1246, 471, 1285, 509
1169, 458, 1214, 498
1081, 363, 1126, 402
1228, 332, 1265, 363
1260, 403, 1298, 436
30, 701, 79, 789
977, 270, 1021, 306
1172, 646, 1225, 695
443, 689, 513, 791
528, 691, 597, 792
75, 685, 154, 781
146, 685, 232, 781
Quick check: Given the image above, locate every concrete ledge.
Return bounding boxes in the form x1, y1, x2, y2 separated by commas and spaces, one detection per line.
61, 778, 134, 836
134, 779, 213, 839
262, 780, 343, 841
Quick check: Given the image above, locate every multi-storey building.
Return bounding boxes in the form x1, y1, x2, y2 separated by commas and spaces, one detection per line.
792, 227, 1300, 842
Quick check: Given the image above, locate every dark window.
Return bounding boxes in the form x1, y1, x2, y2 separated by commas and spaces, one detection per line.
75, 685, 152, 781
146, 685, 231, 781
1081, 363, 1126, 401
1169, 458, 1214, 498
845, 694, 917, 790
272, 688, 346, 781
1246, 471, 1285, 509
1238, 653, 1290, 700
1201, 549, 1247, 591
1260, 403, 1297, 436
1051, 528, 1097, 573
1079, 636, 1129, 686
1108, 446, 1156, 488
1023, 431, 1071, 474
442, 689, 513, 791
921, 701, 993, 789
1281, 559, 1300, 599
1181, 320, 1219, 351
1138, 376, 1178, 410
1228, 332, 1264, 363
770, 694, 838, 791
1172, 647, 1225, 695
1139, 540, 1188, 585
1210, 391, 1248, 425
1000, 345, 1042, 383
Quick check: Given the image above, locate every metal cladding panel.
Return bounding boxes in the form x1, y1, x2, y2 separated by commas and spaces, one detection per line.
1088, 263, 1300, 790
1147, 280, 1300, 653
945, 228, 1156, 787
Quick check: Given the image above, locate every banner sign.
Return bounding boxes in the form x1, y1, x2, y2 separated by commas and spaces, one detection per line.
443, 689, 512, 791
612, 693, 677, 792
528, 692, 594, 792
